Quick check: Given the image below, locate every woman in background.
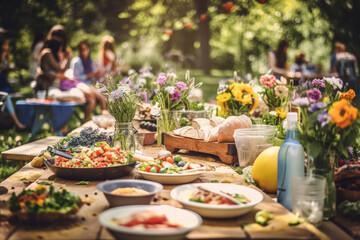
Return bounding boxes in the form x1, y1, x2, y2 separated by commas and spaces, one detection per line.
98, 35, 118, 80
268, 40, 289, 79
71, 40, 108, 121
0, 34, 25, 128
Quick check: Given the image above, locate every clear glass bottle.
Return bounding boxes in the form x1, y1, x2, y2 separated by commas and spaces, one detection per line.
113, 122, 136, 152
277, 112, 305, 211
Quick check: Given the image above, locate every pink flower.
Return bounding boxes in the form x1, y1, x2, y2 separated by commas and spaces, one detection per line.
275, 85, 288, 97
260, 74, 277, 88
170, 89, 181, 101
156, 73, 167, 85
176, 81, 188, 90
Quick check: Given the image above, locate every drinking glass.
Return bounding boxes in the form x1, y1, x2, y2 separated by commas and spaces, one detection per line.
291, 175, 326, 226
135, 132, 145, 155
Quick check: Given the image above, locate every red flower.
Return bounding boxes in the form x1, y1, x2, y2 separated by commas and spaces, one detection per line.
184, 22, 193, 29
164, 29, 173, 36
222, 1, 235, 12
200, 14, 207, 21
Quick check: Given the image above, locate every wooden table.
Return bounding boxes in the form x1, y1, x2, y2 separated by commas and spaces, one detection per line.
0, 138, 356, 239
1, 136, 63, 164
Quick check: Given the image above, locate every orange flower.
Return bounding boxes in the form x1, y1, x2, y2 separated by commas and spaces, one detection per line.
328, 99, 358, 128
340, 89, 356, 100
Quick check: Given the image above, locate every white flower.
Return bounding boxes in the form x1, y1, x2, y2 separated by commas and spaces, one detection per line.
150, 102, 161, 116
269, 111, 277, 116
128, 69, 136, 75
138, 78, 147, 86
217, 84, 228, 94
282, 119, 287, 132
141, 72, 154, 78
165, 86, 176, 95
154, 89, 159, 94
276, 76, 287, 85
167, 72, 177, 79
323, 77, 343, 90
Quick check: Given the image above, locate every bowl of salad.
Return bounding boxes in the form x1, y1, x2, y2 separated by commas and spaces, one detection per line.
99, 205, 202, 240
136, 151, 205, 184
170, 183, 263, 218
9, 185, 82, 225
97, 179, 163, 207
45, 142, 136, 180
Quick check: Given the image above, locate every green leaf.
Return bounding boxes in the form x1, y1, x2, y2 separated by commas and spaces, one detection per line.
75, 181, 89, 185
37, 181, 54, 185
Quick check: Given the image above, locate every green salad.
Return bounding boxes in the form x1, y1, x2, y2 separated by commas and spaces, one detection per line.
9, 185, 82, 214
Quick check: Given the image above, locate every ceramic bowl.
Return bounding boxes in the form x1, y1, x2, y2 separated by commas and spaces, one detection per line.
97, 179, 163, 207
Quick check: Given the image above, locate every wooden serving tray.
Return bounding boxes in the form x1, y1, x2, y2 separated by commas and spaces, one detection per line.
162, 132, 237, 164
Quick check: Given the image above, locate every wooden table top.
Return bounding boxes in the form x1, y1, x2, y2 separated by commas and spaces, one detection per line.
1, 136, 63, 162
0, 125, 356, 240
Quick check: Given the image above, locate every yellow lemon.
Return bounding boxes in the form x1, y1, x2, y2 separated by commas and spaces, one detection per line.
251, 146, 280, 193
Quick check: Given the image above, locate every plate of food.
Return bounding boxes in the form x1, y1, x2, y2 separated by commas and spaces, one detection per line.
170, 183, 263, 218
9, 185, 83, 225
45, 142, 136, 180
136, 151, 205, 184
99, 205, 202, 240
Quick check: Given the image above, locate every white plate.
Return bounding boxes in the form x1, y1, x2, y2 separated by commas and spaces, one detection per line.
99, 205, 202, 240
170, 183, 263, 218
136, 167, 205, 184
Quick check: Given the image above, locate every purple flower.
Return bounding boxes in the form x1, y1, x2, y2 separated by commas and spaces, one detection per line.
110, 89, 123, 100
156, 73, 167, 85
308, 102, 326, 113
141, 91, 148, 102
347, 146, 354, 156
293, 97, 310, 107
307, 88, 322, 102
176, 81, 188, 91
139, 67, 152, 73
312, 79, 325, 88
99, 87, 107, 93
170, 89, 181, 101
317, 110, 331, 127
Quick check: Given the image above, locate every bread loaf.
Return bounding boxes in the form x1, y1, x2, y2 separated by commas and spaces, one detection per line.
217, 115, 252, 142
204, 126, 219, 142
173, 126, 192, 136
210, 116, 225, 127
190, 118, 211, 130
182, 127, 204, 139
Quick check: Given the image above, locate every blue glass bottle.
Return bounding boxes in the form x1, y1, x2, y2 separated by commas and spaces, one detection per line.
277, 112, 305, 210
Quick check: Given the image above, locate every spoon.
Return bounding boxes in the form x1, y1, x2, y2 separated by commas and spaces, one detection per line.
197, 185, 242, 205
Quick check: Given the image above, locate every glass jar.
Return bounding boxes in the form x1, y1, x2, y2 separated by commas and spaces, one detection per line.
157, 110, 181, 145
113, 122, 136, 152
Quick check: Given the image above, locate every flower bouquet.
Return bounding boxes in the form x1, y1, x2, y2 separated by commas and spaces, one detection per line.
96, 74, 146, 151
259, 74, 292, 110
293, 77, 360, 220
152, 70, 202, 143
216, 75, 259, 116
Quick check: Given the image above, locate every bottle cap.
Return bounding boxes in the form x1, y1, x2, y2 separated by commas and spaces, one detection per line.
287, 112, 298, 122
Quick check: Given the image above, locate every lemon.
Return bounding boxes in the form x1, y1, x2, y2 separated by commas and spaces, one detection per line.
251, 146, 280, 193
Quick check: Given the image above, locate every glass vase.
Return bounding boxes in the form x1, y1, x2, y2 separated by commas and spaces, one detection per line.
113, 122, 136, 152
307, 149, 336, 221
157, 110, 181, 145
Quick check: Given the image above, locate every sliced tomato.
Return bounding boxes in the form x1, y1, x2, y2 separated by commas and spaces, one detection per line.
95, 148, 104, 155
103, 152, 113, 160
165, 157, 174, 164
145, 166, 153, 172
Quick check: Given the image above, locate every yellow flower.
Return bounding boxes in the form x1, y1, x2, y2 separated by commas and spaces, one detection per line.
229, 79, 235, 83
276, 108, 288, 119
328, 99, 358, 128
216, 92, 231, 103
35, 185, 47, 192
340, 89, 356, 100
241, 94, 253, 105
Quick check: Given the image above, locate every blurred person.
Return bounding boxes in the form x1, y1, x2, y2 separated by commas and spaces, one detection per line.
98, 35, 118, 80
290, 51, 316, 76
70, 40, 108, 121
268, 40, 289, 79
35, 39, 67, 92
330, 41, 345, 74
29, 32, 44, 79
0, 34, 25, 128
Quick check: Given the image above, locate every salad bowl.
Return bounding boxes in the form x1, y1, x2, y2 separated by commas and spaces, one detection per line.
99, 205, 202, 240
45, 159, 136, 181
170, 183, 263, 218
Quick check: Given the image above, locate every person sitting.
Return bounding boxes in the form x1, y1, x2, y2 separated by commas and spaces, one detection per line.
70, 40, 109, 121
290, 51, 317, 77
0, 33, 25, 128
98, 35, 118, 82
268, 40, 289, 79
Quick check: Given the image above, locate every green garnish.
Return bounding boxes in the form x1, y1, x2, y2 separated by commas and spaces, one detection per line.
37, 181, 54, 185
75, 181, 89, 185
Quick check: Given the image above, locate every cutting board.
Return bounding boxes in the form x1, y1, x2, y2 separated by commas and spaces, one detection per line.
162, 132, 238, 164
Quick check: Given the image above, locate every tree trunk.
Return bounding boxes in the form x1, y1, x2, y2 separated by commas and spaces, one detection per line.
195, 0, 210, 73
